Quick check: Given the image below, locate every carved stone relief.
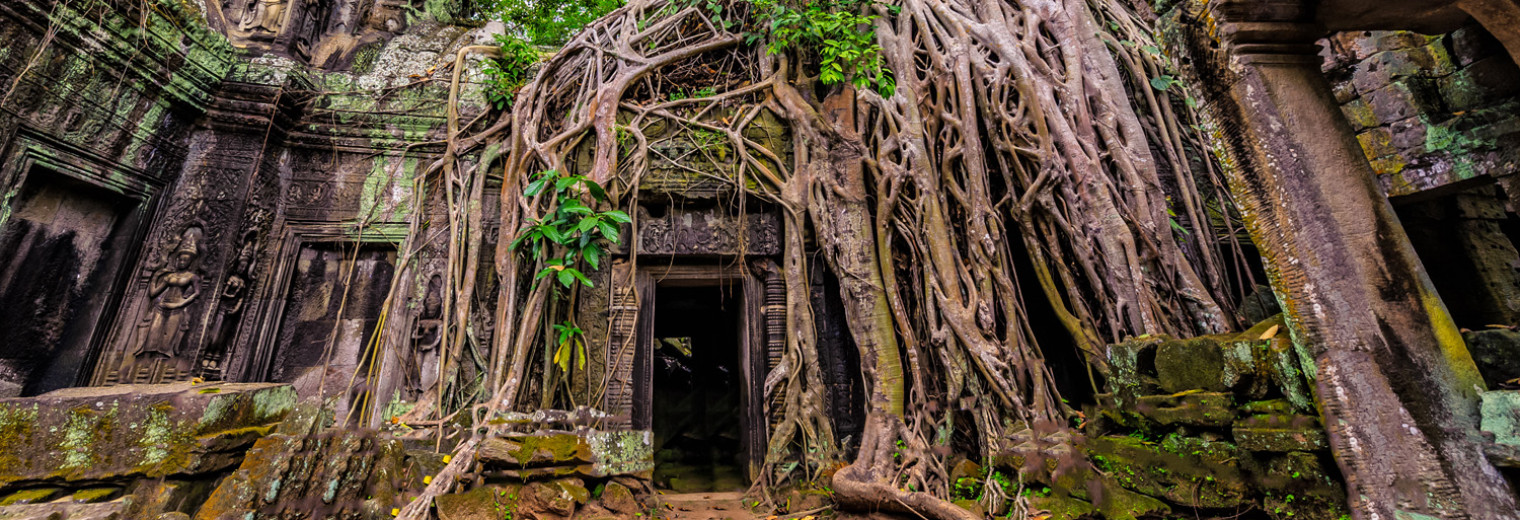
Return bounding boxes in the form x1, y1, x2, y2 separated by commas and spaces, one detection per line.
197, 229, 261, 380
629, 203, 780, 256
119, 225, 206, 383
404, 274, 444, 398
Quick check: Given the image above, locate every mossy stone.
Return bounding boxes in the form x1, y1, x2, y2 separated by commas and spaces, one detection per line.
1156, 338, 1227, 393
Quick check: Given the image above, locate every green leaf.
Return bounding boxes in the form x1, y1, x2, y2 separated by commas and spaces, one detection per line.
597, 222, 621, 243
585, 181, 609, 202
584, 244, 602, 270
557, 269, 575, 287
1149, 75, 1175, 91
602, 210, 632, 223
524, 177, 549, 197
569, 268, 593, 287
554, 341, 571, 373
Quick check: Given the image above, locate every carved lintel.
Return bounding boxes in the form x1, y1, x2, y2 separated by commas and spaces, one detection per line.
621, 204, 782, 256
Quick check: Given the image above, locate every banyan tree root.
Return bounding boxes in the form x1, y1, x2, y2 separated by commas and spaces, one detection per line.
400, 0, 1252, 515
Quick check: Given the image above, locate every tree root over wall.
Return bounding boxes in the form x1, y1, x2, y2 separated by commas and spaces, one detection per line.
397, 0, 1254, 517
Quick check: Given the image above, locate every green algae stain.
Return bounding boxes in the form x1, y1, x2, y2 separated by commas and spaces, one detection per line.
140, 403, 176, 467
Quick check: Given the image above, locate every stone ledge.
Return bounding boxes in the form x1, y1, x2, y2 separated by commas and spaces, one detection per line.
0, 383, 296, 485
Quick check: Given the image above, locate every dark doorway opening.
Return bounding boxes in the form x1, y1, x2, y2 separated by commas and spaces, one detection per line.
650, 284, 748, 493
0, 168, 139, 396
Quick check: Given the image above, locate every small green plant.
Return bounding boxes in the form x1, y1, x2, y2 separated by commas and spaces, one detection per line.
693, 86, 717, 98
509, 169, 632, 288
691, 129, 730, 157
551, 321, 587, 373
482, 34, 541, 110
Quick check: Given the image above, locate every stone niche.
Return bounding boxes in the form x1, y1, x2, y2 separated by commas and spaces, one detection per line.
255, 239, 398, 414
0, 164, 149, 398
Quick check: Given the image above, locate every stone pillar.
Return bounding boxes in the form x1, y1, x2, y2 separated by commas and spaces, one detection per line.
1188, 0, 1519, 517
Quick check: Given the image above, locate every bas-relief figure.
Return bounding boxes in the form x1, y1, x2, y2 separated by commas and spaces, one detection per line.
405, 274, 444, 397
239, 0, 289, 38
120, 226, 204, 382
199, 230, 259, 379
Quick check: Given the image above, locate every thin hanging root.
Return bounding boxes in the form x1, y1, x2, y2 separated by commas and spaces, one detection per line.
392, 0, 1254, 516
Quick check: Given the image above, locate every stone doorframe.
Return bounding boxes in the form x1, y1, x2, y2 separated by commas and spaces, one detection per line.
1, 132, 163, 389
229, 221, 408, 421
602, 260, 773, 481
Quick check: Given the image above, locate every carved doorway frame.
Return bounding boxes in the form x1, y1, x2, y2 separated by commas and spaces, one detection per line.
603, 260, 771, 481
234, 221, 407, 420
0, 133, 163, 390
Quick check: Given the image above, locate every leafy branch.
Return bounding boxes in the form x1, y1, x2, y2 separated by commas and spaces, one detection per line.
508, 169, 632, 288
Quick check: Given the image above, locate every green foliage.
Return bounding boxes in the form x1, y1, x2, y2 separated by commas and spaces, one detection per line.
480, 0, 626, 46
509, 169, 632, 288
749, 0, 897, 96
482, 34, 541, 109
551, 321, 587, 373
1149, 74, 1178, 91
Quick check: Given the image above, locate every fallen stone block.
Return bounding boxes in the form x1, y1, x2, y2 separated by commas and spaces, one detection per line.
1233, 414, 1328, 452
0, 383, 295, 485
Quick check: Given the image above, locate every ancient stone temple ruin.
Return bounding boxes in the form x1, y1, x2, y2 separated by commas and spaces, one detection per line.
4, 0, 1520, 518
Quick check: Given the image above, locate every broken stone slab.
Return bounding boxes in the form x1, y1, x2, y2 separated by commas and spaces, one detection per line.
1232, 414, 1329, 452
0, 383, 295, 485
476, 430, 652, 479
1135, 391, 1236, 427
478, 433, 594, 466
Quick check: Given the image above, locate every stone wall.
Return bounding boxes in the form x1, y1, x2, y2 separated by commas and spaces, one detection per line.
969, 323, 1349, 519
1321, 23, 1520, 197
0, 0, 496, 425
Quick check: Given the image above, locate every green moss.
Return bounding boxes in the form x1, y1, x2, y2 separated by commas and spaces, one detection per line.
69, 487, 120, 503
0, 488, 60, 505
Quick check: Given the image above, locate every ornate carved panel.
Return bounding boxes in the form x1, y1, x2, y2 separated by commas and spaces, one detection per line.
627, 204, 781, 256
600, 260, 648, 430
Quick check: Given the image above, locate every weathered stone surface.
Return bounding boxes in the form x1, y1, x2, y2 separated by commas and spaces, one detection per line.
1233, 414, 1329, 452
478, 434, 594, 466
1480, 390, 1520, 447
1155, 338, 1226, 393
436, 484, 521, 520
0, 383, 294, 485
1088, 436, 1251, 509
1135, 391, 1235, 427
596, 481, 639, 516
193, 430, 404, 520
1103, 337, 1164, 405
1463, 329, 1520, 387
0, 500, 128, 520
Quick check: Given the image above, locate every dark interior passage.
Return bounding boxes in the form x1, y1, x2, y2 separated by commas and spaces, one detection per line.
0, 169, 137, 396
650, 284, 747, 493
1395, 183, 1520, 328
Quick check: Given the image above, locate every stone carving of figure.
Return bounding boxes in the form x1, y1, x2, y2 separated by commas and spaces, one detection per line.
120, 227, 203, 382
406, 275, 445, 396
239, 0, 288, 37
200, 231, 259, 380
